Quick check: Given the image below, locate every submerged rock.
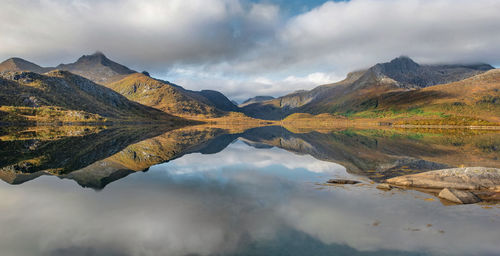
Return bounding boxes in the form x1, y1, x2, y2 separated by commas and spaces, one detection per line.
385, 167, 500, 190
438, 188, 481, 204
327, 179, 361, 185
376, 183, 393, 190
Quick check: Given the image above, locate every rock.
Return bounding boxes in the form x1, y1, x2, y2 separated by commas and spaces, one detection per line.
327, 179, 360, 185
438, 188, 481, 204
376, 183, 392, 190
386, 167, 500, 190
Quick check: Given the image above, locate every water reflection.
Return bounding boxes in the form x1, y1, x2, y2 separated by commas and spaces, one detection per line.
0, 138, 498, 256
1, 125, 499, 188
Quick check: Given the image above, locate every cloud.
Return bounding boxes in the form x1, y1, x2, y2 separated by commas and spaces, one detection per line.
170, 67, 342, 101
0, 0, 499, 100
0, 0, 278, 69
273, 0, 500, 73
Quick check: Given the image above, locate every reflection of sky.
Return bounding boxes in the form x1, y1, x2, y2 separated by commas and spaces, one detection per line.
151, 140, 348, 177
0, 140, 498, 256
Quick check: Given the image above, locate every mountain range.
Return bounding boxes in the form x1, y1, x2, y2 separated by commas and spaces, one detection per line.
0, 52, 240, 121
242, 56, 499, 124
1, 53, 499, 125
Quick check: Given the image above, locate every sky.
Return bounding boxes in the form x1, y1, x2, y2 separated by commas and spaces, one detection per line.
1, 0, 500, 102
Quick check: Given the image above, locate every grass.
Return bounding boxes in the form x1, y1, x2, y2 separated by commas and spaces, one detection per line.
0, 106, 107, 124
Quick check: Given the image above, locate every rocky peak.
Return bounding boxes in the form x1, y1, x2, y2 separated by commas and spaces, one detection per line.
372, 56, 420, 76
75, 52, 112, 65
56, 52, 136, 84
368, 56, 494, 88
389, 56, 419, 69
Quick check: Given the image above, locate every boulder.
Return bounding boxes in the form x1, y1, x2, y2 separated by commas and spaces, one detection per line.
438, 188, 481, 204
385, 167, 500, 190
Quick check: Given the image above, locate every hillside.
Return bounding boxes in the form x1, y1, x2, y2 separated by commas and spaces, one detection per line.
242, 57, 497, 123
239, 96, 275, 107
0, 70, 185, 124
0, 53, 241, 119
107, 73, 223, 118
107, 73, 240, 118
56, 52, 136, 84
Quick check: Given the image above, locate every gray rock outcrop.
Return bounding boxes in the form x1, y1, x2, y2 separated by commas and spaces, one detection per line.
386, 167, 500, 190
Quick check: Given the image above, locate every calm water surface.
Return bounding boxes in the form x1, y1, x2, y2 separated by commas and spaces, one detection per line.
0, 125, 499, 256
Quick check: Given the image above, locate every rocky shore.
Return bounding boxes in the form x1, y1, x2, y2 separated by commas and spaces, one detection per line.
384, 167, 500, 204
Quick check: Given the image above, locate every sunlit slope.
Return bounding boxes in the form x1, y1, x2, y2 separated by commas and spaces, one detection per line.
0, 70, 184, 123
107, 73, 245, 119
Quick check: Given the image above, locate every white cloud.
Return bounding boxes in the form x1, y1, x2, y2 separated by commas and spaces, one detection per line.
158, 140, 346, 174
274, 0, 500, 72
0, 0, 277, 69
170, 70, 342, 102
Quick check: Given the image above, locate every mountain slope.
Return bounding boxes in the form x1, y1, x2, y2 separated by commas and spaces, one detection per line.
242, 57, 496, 121
197, 90, 239, 112
0, 70, 183, 123
239, 96, 275, 107
56, 52, 136, 84
107, 73, 241, 118
0, 53, 241, 118
106, 73, 223, 118
0, 58, 53, 73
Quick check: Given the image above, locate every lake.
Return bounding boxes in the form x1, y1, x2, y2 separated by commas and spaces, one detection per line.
0, 125, 499, 256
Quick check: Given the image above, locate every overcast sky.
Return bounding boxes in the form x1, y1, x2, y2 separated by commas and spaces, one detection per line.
1, 0, 500, 102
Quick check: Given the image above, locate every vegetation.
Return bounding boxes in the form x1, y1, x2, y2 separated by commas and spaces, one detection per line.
107, 73, 223, 118
0, 71, 186, 125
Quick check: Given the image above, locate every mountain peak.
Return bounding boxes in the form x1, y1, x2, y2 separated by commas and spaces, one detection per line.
57, 52, 136, 84
389, 56, 419, 67
369, 56, 494, 88
76, 51, 109, 64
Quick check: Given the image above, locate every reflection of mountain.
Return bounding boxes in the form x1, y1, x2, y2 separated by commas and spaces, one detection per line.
1, 125, 499, 188
238, 126, 500, 180
0, 125, 175, 185
0, 125, 238, 189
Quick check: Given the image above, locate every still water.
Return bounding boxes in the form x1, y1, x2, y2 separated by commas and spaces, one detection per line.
0, 125, 499, 256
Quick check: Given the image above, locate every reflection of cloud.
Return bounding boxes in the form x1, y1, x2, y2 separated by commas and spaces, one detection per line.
157, 140, 346, 175
278, 190, 500, 254
0, 142, 498, 256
